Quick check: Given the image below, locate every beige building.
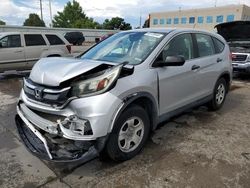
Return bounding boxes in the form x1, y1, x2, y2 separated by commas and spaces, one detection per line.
149, 4, 250, 31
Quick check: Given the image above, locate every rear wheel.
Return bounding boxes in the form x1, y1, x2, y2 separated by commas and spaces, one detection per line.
105, 105, 150, 161
207, 78, 227, 111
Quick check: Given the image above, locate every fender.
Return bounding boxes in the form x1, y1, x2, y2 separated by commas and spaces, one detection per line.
218, 70, 232, 92
109, 92, 159, 133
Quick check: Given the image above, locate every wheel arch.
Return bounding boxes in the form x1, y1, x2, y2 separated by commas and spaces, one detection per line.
110, 92, 159, 132
47, 54, 61, 57
218, 71, 231, 92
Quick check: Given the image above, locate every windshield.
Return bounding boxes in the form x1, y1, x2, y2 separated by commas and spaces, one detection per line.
81, 31, 165, 65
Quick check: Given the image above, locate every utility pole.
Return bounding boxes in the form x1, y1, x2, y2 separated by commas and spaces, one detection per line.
139, 14, 142, 28
40, 0, 43, 21
49, 0, 53, 27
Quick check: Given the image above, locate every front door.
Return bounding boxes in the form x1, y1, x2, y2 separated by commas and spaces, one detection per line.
0, 34, 26, 72
155, 33, 201, 115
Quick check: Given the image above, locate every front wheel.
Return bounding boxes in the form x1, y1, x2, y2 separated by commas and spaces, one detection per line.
207, 78, 227, 111
105, 105, 150, 161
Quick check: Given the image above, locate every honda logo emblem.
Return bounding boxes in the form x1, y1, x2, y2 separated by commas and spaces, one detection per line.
34, 88, 43, 100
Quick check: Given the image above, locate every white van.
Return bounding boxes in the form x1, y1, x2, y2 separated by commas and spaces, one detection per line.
0, 32, 72, 73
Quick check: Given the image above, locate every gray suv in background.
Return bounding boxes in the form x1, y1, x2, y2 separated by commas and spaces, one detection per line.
15, 28, 232, 162
216, 21, 250, 74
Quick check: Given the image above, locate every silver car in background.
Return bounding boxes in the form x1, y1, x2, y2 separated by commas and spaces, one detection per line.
0, 32, 71, 73
215, 21, 250, 74
15, 28, 232, 162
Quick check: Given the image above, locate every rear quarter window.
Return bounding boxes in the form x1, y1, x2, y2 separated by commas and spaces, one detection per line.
212, 37, 225, 53
46, 34, 65, 45
24, 34, 46, 46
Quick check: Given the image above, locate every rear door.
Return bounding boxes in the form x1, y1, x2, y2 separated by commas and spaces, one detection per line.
0, 34, 26, 72
45, 34, 68, 56
192, 33, 224, 96
24, 34, 48, 69
155, 33, 202, 115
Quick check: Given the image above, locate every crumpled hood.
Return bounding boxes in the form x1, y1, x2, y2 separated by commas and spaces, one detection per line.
215, 21, 250, 42
30, 57, 106, 87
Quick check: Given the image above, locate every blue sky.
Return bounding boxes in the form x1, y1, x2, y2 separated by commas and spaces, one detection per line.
1, 0, 250, 28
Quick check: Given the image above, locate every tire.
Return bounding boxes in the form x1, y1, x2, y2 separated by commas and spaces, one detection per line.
105, 105, 150, 161
207, 78, 227, 111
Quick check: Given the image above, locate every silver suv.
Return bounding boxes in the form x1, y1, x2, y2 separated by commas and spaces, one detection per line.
0, 32, 71, 73
215, 21, 250, 74
15, 28, 232, 162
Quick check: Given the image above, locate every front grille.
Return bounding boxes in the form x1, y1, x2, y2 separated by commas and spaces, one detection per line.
23, 78, 71, 106
232, 54, 247, 62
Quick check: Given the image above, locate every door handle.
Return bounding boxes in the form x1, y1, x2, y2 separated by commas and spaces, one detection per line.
191, 65, 200, 70
217, 58, 223, 63
42, 48, 49, 51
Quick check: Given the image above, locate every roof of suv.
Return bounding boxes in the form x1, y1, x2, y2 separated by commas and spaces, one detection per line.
0, 31, 63, 35
122, 28, 218, 35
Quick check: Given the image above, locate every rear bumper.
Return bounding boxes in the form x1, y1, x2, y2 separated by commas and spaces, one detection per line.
15, 113, 106, 162
232, 62, 250, 73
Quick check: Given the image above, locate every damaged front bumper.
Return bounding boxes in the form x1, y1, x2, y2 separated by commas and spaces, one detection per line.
15, 103, 107, 162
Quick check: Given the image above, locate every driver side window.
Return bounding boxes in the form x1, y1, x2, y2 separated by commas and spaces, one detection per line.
159, 33, 194, 62
0, 35, 21, 48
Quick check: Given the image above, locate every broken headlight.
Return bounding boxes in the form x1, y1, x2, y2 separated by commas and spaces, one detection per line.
71, 64, 122, 97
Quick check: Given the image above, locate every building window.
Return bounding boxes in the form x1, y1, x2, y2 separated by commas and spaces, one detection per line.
181, 17, 187, 24
160, 19, 165, 25
189, 17, 195, 24
226, 14, 235, 22
174, 18, 179, 24
166, 18, 172, 24
206, 16, 213, 23
198, 16, 204, 24
153, 19, 158, 25
216, 15, 224, 23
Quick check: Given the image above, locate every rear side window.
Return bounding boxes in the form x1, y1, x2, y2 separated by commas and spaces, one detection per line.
24, 34, 46, 46
213, 37, 225, 53
0, 35, 21, 48
195, 34, 215, 57
45, 34, 65, 45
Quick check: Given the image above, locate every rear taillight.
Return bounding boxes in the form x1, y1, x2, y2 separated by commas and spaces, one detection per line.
66, 45, 71, 53
229, 52, 233, 61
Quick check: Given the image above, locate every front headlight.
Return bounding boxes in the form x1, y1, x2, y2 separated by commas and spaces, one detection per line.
71, 64, 122, 97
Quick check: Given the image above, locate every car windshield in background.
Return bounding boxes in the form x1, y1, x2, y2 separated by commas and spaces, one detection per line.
81, 32, 165, 65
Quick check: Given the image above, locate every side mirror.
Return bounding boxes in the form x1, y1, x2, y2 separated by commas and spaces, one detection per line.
0, 42, 2, 48
154, 56, 185, 67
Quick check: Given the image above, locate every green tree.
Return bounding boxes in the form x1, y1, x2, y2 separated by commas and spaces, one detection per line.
53, 0, 99, 28
23, 13, 45, 27
102, 17, 132, 30
0, 20, 6, 25
143, 18, 149, 28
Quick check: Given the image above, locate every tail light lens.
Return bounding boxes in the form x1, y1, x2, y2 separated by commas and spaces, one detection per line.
229, 52, 233, 61
66, 45, 71, 53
